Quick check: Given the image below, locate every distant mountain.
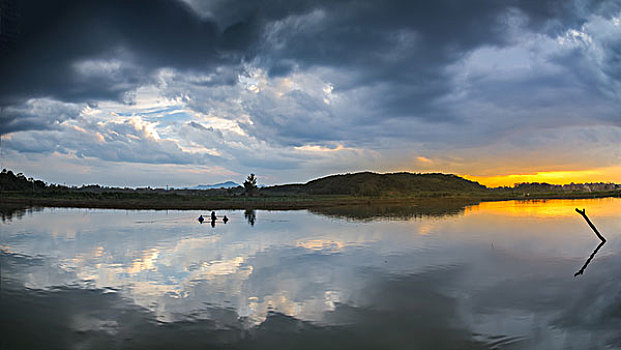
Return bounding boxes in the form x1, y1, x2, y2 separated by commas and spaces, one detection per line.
190, 181, 240, 190
262, 172, 486, 196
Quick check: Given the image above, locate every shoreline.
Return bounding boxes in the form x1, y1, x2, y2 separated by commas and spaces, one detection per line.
1, 191, 618, 211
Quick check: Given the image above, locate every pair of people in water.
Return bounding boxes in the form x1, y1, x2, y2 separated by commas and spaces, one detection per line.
198, 211, 229, 224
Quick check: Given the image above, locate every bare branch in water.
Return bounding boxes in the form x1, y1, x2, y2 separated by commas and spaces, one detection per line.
575, 208, 606, 242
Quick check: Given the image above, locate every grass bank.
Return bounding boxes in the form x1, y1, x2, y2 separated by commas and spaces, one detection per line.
1, 190, 619, 211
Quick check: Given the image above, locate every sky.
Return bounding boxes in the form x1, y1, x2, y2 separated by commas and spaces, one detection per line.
0, 0, 620, 188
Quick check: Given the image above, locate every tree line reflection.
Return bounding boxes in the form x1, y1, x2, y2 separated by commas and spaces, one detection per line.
1, 205, 44, 223
308, 199, 479, 222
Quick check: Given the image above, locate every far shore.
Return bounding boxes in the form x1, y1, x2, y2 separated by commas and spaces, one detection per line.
1, 191, 618, 211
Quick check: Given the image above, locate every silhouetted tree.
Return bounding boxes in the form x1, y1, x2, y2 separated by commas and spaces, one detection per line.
243, 173, 257, 196
1, 169, 47, 192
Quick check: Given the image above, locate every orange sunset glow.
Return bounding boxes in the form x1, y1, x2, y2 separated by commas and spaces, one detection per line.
464, 165, 621, 188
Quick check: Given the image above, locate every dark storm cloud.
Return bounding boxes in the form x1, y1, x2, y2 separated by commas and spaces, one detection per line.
238, 0, 621, 150
0, 0, 235, 105
246, 0, 511, 122
1, 0, 609, 106
198, 0, 620, 152
255, 2, 531, 81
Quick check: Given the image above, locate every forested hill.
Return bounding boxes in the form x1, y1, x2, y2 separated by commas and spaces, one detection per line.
262, 172, 487, 196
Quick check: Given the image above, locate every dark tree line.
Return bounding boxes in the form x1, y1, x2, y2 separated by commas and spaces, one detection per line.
1, 169, 47, 191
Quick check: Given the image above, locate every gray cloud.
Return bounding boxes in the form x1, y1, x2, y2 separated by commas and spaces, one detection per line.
5, 117, 220, 165
0, 98, 84, 134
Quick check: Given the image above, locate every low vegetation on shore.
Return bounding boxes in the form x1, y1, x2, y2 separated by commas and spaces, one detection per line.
1, 169, 619, 210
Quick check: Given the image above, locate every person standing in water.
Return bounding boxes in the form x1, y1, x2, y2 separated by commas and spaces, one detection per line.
198, 215, 204, 224
211, 211, 217, 221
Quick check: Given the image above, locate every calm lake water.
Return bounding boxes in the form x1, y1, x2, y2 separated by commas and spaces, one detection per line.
1, 198, 621, 349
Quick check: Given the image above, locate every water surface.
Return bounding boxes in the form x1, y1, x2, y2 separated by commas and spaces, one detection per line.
1, 198, 621, 349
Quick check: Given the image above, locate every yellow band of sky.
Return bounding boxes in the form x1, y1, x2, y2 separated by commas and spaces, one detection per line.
463, 165, 621, 188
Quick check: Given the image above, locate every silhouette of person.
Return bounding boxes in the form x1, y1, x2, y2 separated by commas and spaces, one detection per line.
223, 215, 229, 223
198, 215, 204, 224
211, 211, 217, 221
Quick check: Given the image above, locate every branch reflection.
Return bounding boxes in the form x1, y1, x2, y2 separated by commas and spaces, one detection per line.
574, 241, 606, 277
